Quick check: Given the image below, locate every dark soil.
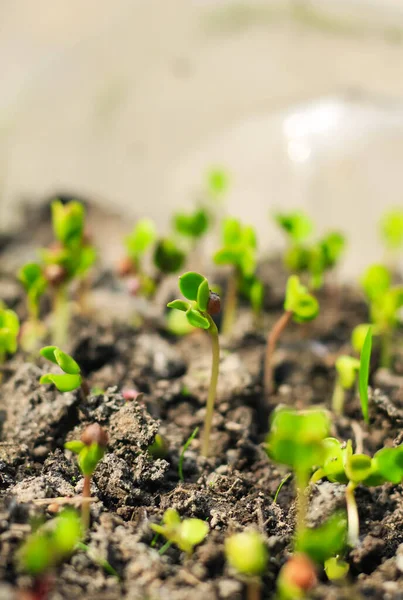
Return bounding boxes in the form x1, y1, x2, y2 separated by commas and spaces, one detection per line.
1, 203, 403, 599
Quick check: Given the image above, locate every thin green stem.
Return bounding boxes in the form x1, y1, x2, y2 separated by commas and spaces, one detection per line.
82, 475, 91, 531
295, 471, 308, 542
201, 317, 220, 457
221, 271, 238, 336
346, 481, 359, 546
52, 284, 70, 347
158, 540, 173, 555
332, 378, 346, 416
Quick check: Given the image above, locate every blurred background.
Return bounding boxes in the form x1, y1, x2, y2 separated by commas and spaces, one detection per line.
2, 0, 403, 278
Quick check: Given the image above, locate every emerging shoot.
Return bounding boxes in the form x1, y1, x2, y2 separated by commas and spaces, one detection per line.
39, 346, 87, 396
168, 272, 220, 457
150, 508, 208, 555
119, 218, 157, 296
18, 263, 48, 351
225, 530, 268, 600
331, 355, 360, 416
265, 275, 319, 396
65, 423, 108, 530
0, 303, 19, 366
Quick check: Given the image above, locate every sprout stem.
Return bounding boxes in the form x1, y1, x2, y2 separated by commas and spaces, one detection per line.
221, 271, 238, 336
52, 285, 69, 347
82, 475, 91, 531
247, 579, 261, 600
295, 471, 308, 540
332, 379, 346, 416
346, 481, 359, 546
201, 317, 220, 457
264, 310, 293, 396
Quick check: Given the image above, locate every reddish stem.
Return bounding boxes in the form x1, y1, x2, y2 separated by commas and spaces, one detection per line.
82, 475, 91, 530
264, 310, 293, 397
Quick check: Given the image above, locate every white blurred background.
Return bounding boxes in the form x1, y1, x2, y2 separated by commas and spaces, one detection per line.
2, 0, 403, 277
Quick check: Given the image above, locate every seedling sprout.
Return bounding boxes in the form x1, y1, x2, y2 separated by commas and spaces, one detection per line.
39, 346, 86, 396
173, 207, 210, 244
265, 275, 319, 395
0, 303, 19, 366
150, 508, 208, 555
168, 272, 220, 457
380, 208, 403, 252
18, 263, 48, 351
358, 326, 372, 425
225, 530, 268, 600
65, 423, 108, 530
331, 355, 360, 416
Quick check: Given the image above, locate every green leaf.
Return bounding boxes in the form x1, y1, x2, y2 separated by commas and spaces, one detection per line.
173, 209, 209, 239
223, 218, 242, 246
40, 346, 59, 364
18, 263, 43, 290
40, 373, 82, 392
78, 443, 105, 476
19, 532, 53, 575
225, 531, 268, 576
197, 278, 210, 312
154, 239, 185, 274
179, 272, 206, 301
163, 508, 181, 527
273, 211, 314, 243
372, 446, 403, 484
64, 440, 86, 454
345, 454, 373, 484
335, 356, 360, 390
179, 519, 209, 547
320, 232, 346, 269
167, 299, 189, 312
351, 323, 373, 354
51, 200, 85, 246
53, 509, 82, 554
213, 247, 240, 267
76, 245, 97, 276
186, 308, 210, 330
380, 209, 403, 250
324, 556, 350, 581
207, 168, 229, 196
296, 512, 347, 564
125, 218, 157, 259
54, 348, 81, 374
2, 309, 19, 336
284, 244, 311, 272
292, 293, 319, 323
166, 309, 194, 336
361, 264, 391, 301
359, 327, 372, 425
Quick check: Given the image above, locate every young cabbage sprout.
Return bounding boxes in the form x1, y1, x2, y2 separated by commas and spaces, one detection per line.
360, 264, 403, 368
18, 263, 48, 351
39, 346, 87, 397
331, 355, 360, 416
41, 200, 96, 346
167, 272, 220, 457
213, 217, 260, 335
265, 275, 319, 396
267, 408, 330, 541
65, 423, 108, 530
311, 437, 403, 546
0, 303, 19, 366
18, 509, 82, 600
150, 508, 208, 555
225, 530, 268, 600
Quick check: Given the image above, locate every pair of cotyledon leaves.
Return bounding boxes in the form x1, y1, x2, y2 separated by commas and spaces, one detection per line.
39, 346, 82, 392
167, 272, 212, 330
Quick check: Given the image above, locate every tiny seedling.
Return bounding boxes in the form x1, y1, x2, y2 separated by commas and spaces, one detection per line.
0, 303, 19, 366
225, 530, 268, 600
265, 275, 319, 395
351, 323, 373, 354
178, 426, 199, 481
213, 217, 261, 335
148, 433, 169, 459
64, 423, 108, 530
173, 207, 210, 244
331, 355, 360, 416
307, 232, 346, 290
311, 437, 403, 546
358, 326, 372, 425
150, 508, 208, 555
380, 208, 403, 252
267, 408, 330, 541
324, 556, 350, 581
119, 218, 157, 296
206, 167, 229, 200
18, 263, 48, 351
154, 238, 186, 276
41, 200, 96, 346
274, 211, 314, 244
168, 272, 220, 457
39, 346, 87, 397
18, 508, 82, 600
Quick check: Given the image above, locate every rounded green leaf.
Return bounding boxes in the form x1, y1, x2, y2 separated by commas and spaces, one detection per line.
207, 168, 229, 196
223, 218, 242, 246
179, 519, 209, 547
186, 308, 210, 330
40, 373, 82, 392
273, 211, 313, 243
296, 512, 347, 563
125, 218, 157, 258
380, 209, 403, 250
3, 309, 19, 336
179, 272, 206, 301
197, 278, 210, 311
325, 557, 350, 581
64, 440, 86, 454
54, 348, 81, 374
19, 533, 53, 575
53, 509, 82, 554
292, 293, 319, 323
163, 508, 181, 527
154, 239, 185, 274
351, 323, 373, 354
18, 263, 43, 290
51, 200, 85, 246
167, 299, 190, 312
361, 264, 391, 301
213, 247, 239, 267
78, 443, 105, 476
345, 454, 373, 484
40, 346, 59, 364
372, 446, 403, 484
335, 356, 360, 390
225, 531, 268, 576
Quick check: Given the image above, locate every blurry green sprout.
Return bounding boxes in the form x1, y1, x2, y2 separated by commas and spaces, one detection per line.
65, 423, 108, 530
358, 326, 372, 425
18, 263, 48, 351
0, 303, 19, 365
150, 508, 208, 555
360, 264, 403, 368
125, 218, 157, 271
267, 408, 330, 540
225, 530, 268, 599
154, 238, 186, 275
168, 272, 220, 457
265, 275, 319, 395
206, 167, 229, 199
311, 437, 403, 546
308, 232, 346, 290
148, 433, 169, 460
380, 208, 403, 251
173, 207, 210, 241
213, 217, 260, 334
274, 211, 313, 243
331, 355, 360, 416
324, 556, 350, 581
351, 323, 373, 354
18, 509, 81, 578
295, 512, 347, 566
39, 346, 83, 393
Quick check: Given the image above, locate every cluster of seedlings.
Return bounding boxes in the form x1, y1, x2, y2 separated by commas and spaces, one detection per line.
2, 184, 403, 600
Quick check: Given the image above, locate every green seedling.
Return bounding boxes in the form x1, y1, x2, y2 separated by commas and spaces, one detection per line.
274, 211, 314, 244
65, 423, 108, 530
324, 556, 350, 581
150, 508, 208, 555
380, 208, 403, 252
213, 217, 260, 335
265, 275, 319, 395
351, 323, 373, 354
41, 200, 96, 346
206, 167, 229, 200
358, 327, 372, 425
119, 218, 157, 296
168, 272, 220, 457
307, 232, 346, 290
331, 355, 360, 416
360, 263, 403, 368
225, 530, 268, 600
18, 263, 48, 351
39, 346, 87, 396
148, 433, 169, 459
18, 508, 82, 600
173, 207, 210, 243
267, 408, 330, 541
311, 437, 403, 546
0, 303, 19, 366
178, 427, 199, 481
154, 237, 186, 275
